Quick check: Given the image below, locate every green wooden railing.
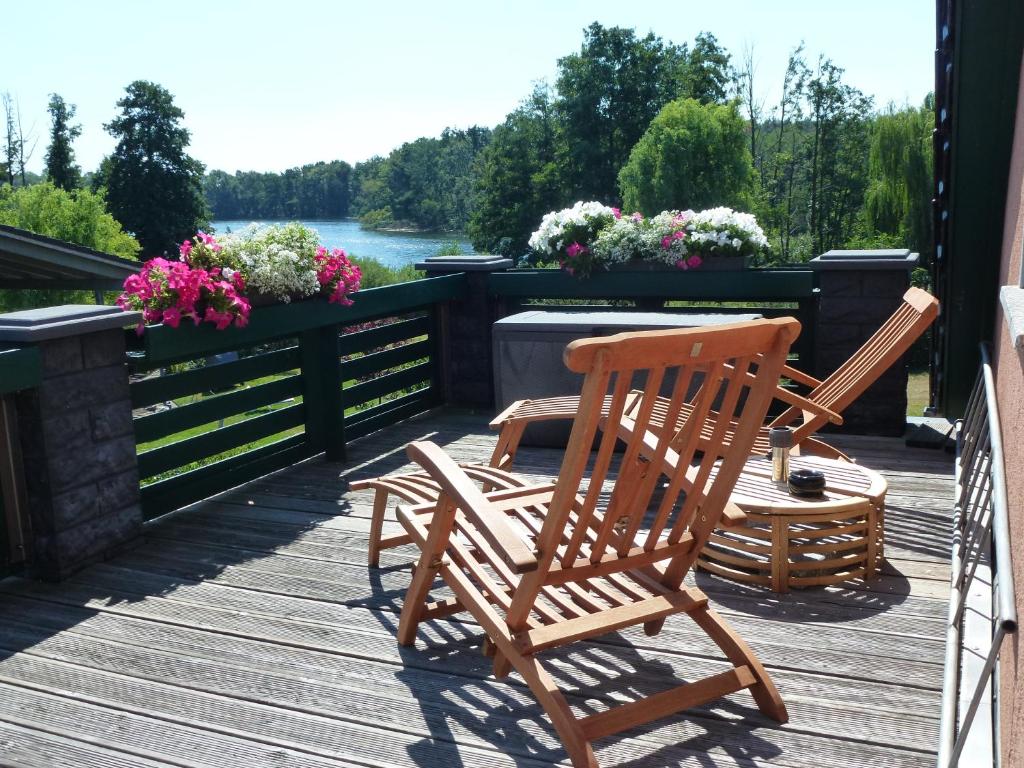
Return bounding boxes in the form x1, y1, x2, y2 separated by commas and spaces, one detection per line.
0, 347, 41, 395
127, 274, 465, 519
488, 268, 819, 371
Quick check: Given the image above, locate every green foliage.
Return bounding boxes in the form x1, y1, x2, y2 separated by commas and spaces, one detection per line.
44, 94, 82, 191
804, 58, 873, 257
349, 156, 391, 215
467, 86, 563, 257
350, 128, 491, 232
469, 23, 737, 257
863, 101, 933, 256
677, 32, 734, 105
436, 241, 465, 256
205, 160, 352, 219
103, 80, 209, 256
0, 182, 140, 311
0, 182, 140, 259
358, 207, 394, 230
555, 23, 688, 202
744, 49, 875, 263
618, 98, 753, 215
348, 255, 422, 288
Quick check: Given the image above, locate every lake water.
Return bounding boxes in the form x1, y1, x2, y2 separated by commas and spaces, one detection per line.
210, 219, 475, 269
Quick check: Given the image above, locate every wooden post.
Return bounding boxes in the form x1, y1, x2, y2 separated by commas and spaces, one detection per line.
299, 324, 345, 461
414, 255, 512, 408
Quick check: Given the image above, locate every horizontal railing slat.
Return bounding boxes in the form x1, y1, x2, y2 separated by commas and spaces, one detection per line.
140, 434, 313, 520
337, 316, 430, 356
345, 390, 439, 441
341, 340, 431, 381
134, 375, 303, 444
137, 403, 305, 479
343, 362, 432, 408
135, 273, 465, 365
489, 269, 816, 300
131, 347, 300, 407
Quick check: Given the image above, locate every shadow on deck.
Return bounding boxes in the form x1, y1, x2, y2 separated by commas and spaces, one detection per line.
0, 408, 954, 767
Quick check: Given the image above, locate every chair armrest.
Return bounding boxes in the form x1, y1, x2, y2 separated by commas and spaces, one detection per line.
406, 441, 538, 574
772, 385, 844, 426
489, 400, 528, 430
780, 363, 823, 389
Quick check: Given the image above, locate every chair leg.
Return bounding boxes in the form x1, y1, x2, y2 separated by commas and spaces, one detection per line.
397, 549, 443, 646
505, 647, 598, 768
689, 605, 788, 723
490, 421, 526, 470
368, 488, 389, 568
492, 650, 513, 679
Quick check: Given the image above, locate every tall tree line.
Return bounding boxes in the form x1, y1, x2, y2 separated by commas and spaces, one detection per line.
2, 24, 933, 267
349, 126, 492, 232
206, 161, 353, 220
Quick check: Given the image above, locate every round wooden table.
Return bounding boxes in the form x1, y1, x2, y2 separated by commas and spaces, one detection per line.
698, 455, 887, 592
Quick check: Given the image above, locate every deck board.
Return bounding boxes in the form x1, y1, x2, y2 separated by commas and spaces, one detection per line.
0, 408, 954, 767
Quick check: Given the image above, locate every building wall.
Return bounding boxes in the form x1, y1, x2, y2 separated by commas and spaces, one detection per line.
994, 51, 1024, 768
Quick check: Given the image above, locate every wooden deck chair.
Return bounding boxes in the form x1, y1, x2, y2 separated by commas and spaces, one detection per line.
489, 286, 939, 469
389, 318, 799, 768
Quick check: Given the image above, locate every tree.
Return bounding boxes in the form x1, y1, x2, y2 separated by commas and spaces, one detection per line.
2, 93, 20, 187
863, 100, 933, 256
0, 182, 140, 259
103, 80, 209, 255
204, 161, 353, 220
554, 22, 687, 201
0, 182, 141, 311
468, 85, 563, 256
737, 44, 765, 184
44, 94, 82, 190
805, 57, 872, 255
618, 98, 753, 215
679, 32, 734, 104
2, 93, 36, 187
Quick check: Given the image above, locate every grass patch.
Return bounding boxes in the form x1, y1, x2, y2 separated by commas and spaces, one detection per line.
907, 368, 930, 417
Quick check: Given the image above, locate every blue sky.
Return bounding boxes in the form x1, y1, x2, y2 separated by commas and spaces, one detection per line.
6, 0, 935, 175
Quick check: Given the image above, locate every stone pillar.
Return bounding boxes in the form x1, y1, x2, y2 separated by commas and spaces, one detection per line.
415, 255, 512, 409
810, 249, 919, 436
0, 305, 143, 581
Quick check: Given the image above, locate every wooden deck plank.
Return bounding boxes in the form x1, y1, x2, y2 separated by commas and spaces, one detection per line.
0, 408, 953, 768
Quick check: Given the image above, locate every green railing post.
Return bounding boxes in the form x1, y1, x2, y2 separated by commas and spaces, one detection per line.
299, 325, 345, 461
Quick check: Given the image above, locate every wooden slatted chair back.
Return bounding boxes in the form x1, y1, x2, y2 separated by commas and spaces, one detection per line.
504, 318, 800, 628
771, 287, 938, 442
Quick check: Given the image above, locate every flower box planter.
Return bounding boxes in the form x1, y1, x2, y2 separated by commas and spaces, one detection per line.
125, 274, 468, 367
606, 255, 747, 273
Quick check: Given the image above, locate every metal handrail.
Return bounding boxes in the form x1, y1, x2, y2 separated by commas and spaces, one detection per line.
937, 344, 1017, 767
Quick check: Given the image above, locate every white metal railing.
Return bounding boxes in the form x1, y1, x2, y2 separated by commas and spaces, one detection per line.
938, 344, 1018, 767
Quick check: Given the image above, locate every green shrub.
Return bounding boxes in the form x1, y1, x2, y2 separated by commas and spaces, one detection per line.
349, 255, 422, 288
358, 207, 394, 230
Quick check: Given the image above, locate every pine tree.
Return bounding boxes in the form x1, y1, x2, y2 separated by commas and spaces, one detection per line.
44, 94, 82, 190
104, 81, 209, 255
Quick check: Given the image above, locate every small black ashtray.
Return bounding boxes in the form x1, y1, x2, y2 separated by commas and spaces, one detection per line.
788, 469, 826, 497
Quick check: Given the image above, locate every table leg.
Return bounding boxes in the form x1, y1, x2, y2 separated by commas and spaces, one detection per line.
771, 517, 789, 593
865, 505, 878, 581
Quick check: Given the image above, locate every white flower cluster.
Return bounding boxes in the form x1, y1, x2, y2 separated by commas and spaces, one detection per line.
689, 207, 769, 250
591, 217, 647, 264
219, 223, 321, 302
527, 201, 618, 255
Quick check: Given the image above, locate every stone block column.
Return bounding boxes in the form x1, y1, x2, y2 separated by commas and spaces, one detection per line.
810, 249, 919, 436
0, 305, 143, 581
415, 255, 512, 409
